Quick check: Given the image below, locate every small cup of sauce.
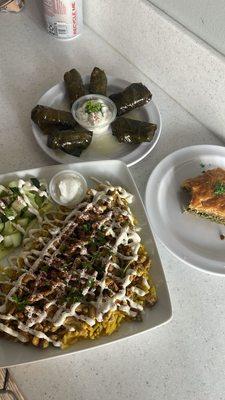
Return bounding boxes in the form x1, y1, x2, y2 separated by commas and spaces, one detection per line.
49, 170, 87, 208
72, 94, 117, 134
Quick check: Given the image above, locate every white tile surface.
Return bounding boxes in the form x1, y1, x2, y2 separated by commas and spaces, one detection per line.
0, 1, 224, 399
84, 0, 225, 141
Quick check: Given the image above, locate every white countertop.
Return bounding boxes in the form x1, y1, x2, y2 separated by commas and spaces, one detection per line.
1, 2, 225, 399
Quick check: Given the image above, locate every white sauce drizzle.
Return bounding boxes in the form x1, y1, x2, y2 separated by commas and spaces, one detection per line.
0, 180, 150, 347
0, 322, 28, 343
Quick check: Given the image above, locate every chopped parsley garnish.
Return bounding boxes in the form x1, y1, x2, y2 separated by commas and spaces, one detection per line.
96, 232, 107, 245
92, 251, 100, 260
117, 261, 132, 278
59, 243, 67, 252
90, 232, 107, 247
40, 265, 49, 273
11, 295, 28, 311
82, 261, 93, 269
83, 222, 92, 232
85, 100, 103, 115
66, 289, 83, 303
30, 177, 41, 189
87, 277, 95, 288
214, 181, 225, 195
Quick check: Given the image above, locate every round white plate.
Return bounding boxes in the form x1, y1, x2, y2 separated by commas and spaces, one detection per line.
32, 76, 161, 167
145, 145, 225, 275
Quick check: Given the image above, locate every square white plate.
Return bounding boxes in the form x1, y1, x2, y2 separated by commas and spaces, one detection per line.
0, 160, 171, 368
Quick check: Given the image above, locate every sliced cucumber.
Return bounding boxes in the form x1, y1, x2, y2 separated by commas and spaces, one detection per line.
17, 217, 29, 228
30, 177, 40, 188
25, 219, 38, 234
3, 221, 16, 235
11, 232, 22, 248
12, 198, 26, 213
10, 187, 20, 196
25, 191, 36, 202
0, 244, 12, 261
21, 191, 37, 210
19, 206, 28, 217
4, 208, 17, 221
35, 194, 44, 208
21, 209, 34, 219
4, 235, 13, 248
0, 185, 6, 193
8, 181, 19, 188
0, 213, 8, 223
0, 185, 8, 198
4, 232, 22, 248
0, 178, 50, 260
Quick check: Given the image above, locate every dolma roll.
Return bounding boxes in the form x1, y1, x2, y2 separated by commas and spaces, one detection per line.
89, 67, 107, 96
64, 68, 85, 107
31, 105, 77, 130
109, 83, 152, 116
111, 117, 157, 144
47, 126, 92, 157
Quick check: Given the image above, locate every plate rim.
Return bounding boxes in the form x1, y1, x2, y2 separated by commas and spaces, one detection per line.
31, 76, 162, 167
145, 144, 225, 276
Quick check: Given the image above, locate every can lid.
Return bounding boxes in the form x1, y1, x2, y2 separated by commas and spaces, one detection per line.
0, 0, 14, 8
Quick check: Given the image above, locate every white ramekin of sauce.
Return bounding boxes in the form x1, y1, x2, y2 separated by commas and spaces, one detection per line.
49, 170, 87, 208
72, 94, 117, 134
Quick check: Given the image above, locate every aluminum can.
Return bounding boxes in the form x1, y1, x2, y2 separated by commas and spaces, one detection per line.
42, 0, 83, 40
